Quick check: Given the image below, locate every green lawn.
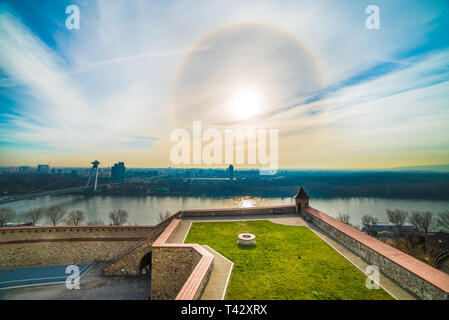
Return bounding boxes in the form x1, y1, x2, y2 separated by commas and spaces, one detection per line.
185, 220, 393, 300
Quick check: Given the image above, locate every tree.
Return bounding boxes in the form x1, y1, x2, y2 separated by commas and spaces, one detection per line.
158, 211, 172, 223
25, 208, 44, 226
410, 211, 433, 235
46, 206, 66, 226
337, 213, 351, 225
66, 210, 85, 225
437, 211, 449, 232
362, 215, 378, 235
86, 219, 105, 226
0, 208, 16, 227
387, 209, 409, 234
109, 209, 129, 225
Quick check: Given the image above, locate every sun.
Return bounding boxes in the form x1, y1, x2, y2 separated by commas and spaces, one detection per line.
229, 89, 263, 120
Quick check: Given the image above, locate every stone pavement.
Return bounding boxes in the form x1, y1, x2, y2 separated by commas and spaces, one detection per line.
200, 245, 233, 300
0, 261, 151, 300
167, 220, 192, 244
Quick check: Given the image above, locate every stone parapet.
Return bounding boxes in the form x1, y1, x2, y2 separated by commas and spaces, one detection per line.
302, 206, 449, 300
150, 219, 214, 300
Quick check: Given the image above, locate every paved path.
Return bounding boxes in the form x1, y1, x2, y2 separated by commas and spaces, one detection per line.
177, 214, 415, 300
200, 245, 233, 300
167, 220, 192, 244
0, 263, 93, 290
0, 262, 150, 300
167, 219, 233, 300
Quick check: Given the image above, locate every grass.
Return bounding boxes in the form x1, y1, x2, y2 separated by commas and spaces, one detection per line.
185, 220, 393, 300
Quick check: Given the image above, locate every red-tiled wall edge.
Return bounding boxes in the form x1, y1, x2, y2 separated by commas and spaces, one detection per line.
152, 219, 214, 300
0, 237, 143, 245
303, 206, 449, 294
101, 232, 162, 272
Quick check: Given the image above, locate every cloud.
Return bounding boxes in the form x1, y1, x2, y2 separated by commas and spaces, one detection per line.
0, 0, 448, 168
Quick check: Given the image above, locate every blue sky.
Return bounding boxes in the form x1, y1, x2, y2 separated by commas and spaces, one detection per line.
0, 0, 448, 168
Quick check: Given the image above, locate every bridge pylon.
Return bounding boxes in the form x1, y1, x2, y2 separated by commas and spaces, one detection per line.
86, 160, 100, 192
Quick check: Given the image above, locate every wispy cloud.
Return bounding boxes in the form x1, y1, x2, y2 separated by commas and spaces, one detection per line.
0, 0, 448, 168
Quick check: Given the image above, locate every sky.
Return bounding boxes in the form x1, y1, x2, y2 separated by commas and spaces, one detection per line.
0, 0, 448, 169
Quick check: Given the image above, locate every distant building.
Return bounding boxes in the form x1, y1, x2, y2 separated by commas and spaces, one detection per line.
18, 166, 31, 173
362, 222, 417, 233
111, 162, 126, 182
228, 164, 234, 180
6, 167, 18, 174
37, 164, 50, 174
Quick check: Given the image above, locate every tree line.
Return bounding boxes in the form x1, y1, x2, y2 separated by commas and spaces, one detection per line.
0, 207, 131, 227
0, 207, 173, 227
337, 209, 449, 235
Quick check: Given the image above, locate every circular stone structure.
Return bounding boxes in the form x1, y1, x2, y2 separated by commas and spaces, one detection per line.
238, 233, 256, 246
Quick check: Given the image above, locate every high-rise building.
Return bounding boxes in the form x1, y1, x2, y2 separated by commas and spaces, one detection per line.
111, 162, 126, 182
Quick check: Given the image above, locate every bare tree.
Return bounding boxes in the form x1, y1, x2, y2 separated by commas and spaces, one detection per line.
410, 211, 433, 235
362, 215, 378, 235
158, 211, 172, 223
66, 210, 86, 226
387, 209, 409, 234
337, 213, 351, 225
0, 208, 16, 227
437, 211, 449, 232
109, 209, 129, 225
46, 206, 66, 226
86, 219, 105, 226
25, 208, 44, 226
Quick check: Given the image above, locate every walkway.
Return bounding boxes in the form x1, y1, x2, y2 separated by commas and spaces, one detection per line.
0, 262, 151, 300
0, 263, 94, 290
200, 245, 233, 300
166, 219, 233, 300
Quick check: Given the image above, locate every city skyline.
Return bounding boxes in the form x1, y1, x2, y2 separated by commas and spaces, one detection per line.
1, 1, 448, 169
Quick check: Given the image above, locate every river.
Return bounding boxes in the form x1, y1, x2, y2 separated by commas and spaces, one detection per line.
3, 195, 449, 230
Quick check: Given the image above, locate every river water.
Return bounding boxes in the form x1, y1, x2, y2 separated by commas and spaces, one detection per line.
3, 195, 449, 230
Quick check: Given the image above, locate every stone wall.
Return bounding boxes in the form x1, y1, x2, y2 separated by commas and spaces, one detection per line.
0, 212, 182, 269
302, 206, 449, 300
182, 205, 296, 218
150, 219, 214, 300
151, 246, 203, 300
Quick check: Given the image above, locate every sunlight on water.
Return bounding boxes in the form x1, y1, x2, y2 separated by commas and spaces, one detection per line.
5, 195, 449, 230
239, 199, 256, 208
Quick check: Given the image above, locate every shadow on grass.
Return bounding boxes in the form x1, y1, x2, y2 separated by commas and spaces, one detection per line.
237, 244, 257, 250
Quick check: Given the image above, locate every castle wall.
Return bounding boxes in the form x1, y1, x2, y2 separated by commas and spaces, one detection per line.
150, 219, 214, 300
101, 216, 178, 276
0, 212, 181, 270
302, 206, 449, 300
181, 205, 296, 218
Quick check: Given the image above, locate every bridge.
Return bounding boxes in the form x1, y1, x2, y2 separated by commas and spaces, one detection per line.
0, 160, 120, 205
